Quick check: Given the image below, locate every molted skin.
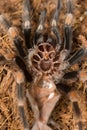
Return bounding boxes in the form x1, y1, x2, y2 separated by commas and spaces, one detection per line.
28, 75, 60, 130
27, 42, 62, 130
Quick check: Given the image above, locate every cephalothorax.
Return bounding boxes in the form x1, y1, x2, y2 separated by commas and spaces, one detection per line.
0, 0, 86, 130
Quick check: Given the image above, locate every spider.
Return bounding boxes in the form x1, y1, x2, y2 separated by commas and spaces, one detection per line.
0, 0, 86, 130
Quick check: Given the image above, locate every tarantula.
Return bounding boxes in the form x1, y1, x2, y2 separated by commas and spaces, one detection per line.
0, 0, 86, 130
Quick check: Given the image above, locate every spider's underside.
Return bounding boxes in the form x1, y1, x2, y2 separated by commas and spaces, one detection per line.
0, 0, 87, 130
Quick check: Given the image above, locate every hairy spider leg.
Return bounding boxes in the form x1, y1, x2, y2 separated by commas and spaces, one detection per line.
49, 0, 62, 47
68, 48, 86, 66
0, 15, 26, 57
64, 0, 73, 52
13, 37, 26, 57
22, 0, 32, 49
0, 13, 32, 130
58, 0, 86, 66
65, 0, 86, 65
58, 0, 73, 61
0, 14, 32, 82
50, 0, 73, 71
15, 56, 32, 82
56, 2, 86, 129
14, 71, 30, 130
33, 9, 47, 44
63, 71, 79, 79
68, 91, 83, 130
57, 83, 83, 130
